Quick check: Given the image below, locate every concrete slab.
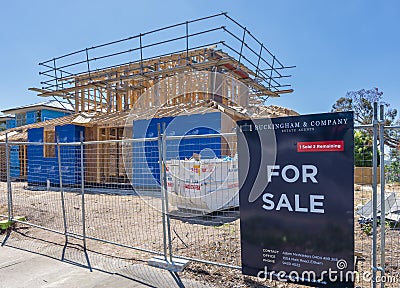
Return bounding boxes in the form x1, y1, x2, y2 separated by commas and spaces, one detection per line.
0, 237, 213, 288
0, 227, 215, 288
0, 246, 152, 288
148, 256, 189, 272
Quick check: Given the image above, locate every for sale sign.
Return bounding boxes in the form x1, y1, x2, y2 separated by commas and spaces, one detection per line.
237, 112, 354, 287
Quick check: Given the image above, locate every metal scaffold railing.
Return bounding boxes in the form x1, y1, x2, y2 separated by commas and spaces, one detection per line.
31, 13, 295, 114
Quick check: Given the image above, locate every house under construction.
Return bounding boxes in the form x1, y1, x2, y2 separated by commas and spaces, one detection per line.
1, 13, 297, 187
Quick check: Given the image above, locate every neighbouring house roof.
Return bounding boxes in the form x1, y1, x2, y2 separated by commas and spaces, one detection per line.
1, 100, 74, 115
0, 114, 15, 121
0, 114, 76, 141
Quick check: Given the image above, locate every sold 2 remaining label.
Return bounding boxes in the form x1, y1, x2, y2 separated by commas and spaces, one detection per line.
297, 140, 344, 152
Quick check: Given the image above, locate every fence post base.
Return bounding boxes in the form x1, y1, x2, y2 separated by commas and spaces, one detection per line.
148, 256, 190, 272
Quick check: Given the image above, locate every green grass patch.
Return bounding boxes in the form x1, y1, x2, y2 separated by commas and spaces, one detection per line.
0, 219, 13, 230
0, 216, 26, 231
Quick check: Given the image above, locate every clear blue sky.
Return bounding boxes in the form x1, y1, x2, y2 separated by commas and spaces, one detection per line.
1, 0, 399, 115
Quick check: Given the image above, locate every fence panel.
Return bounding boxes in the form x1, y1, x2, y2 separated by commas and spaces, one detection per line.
354, 126, 376, 287
9, 142, 66, 234
381, 127, 400, 284
354, 125, 400, 288
0, 142, 7, 218
163, 133, 241, 268
81, 139, 166, 257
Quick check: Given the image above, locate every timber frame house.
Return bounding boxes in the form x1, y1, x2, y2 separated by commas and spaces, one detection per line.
31, 13, 294, 115
1, 13, 296, 185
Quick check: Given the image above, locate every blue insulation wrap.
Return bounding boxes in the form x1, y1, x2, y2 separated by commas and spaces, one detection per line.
132, 112, 222, 188
27, 124, 84, 186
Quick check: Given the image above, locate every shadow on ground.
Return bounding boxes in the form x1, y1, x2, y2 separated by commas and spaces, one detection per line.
1, 226, 213, 288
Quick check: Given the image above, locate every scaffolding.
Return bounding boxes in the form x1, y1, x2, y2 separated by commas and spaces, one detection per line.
30, 12, 294, 114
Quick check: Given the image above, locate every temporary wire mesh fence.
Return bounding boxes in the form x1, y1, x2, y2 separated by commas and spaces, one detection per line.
164, 132, 240, 268
0, 142, 7, 218
354, 126, 376, 288
82, 138, 166, 257
1, 128, 400, 287
353, 124, 400, 288
379, 127, 400, 282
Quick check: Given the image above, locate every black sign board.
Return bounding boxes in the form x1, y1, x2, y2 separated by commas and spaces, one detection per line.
237, 112, 354, 287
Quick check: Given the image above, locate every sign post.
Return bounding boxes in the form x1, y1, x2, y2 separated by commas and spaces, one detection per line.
237, 112, 354, 287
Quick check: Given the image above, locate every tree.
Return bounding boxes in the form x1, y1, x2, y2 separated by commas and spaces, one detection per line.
354, 130, 380, 167
332, 87, 399, 148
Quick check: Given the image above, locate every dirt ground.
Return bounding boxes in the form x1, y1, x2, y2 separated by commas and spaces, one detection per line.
1, 182, 400, 288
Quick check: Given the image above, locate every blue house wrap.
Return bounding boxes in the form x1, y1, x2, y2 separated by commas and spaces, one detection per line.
132, 112, 222, 187
26, 109, 70, 125
6, 119, 16, 129
26, 111, 38, 125
41, 109, 70, 121
27, 124, 84, 186
10, 146, 20, 178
